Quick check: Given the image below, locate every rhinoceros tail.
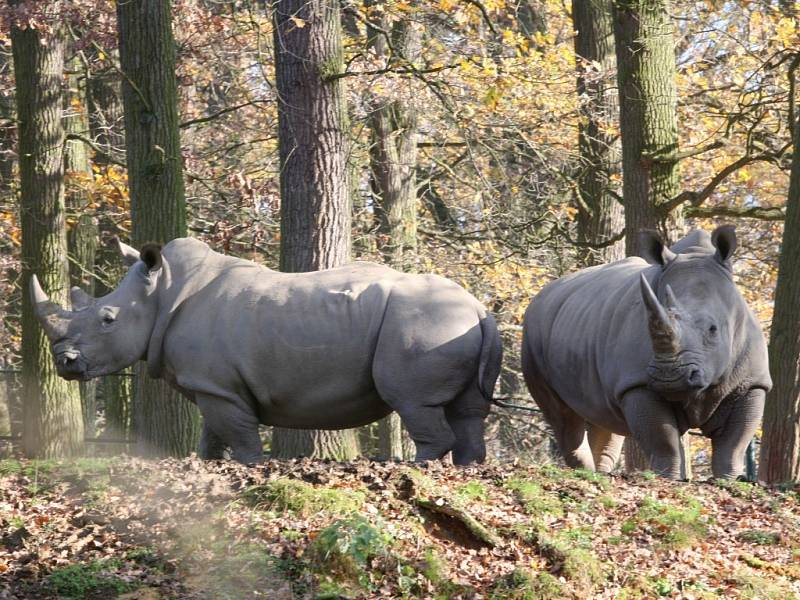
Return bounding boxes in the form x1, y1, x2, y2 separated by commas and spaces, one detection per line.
477, 312, 503, 404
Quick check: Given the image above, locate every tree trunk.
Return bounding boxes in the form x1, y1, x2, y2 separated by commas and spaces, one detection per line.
11, 9, 85, 458
85, 50, 125, 166
573, 0, 624, 266
759, 114, 800, 484
365, 10, 419, 461
117, 0, 201, 458
270, 0, 358, 460
613, 0, 686, 475
83, 45, 131, 442
614, 0, 683, 250
0, 41, 14, 197
64, 52, 99, 442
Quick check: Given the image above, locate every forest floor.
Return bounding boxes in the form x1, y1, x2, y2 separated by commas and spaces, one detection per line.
0, 456, 799, 599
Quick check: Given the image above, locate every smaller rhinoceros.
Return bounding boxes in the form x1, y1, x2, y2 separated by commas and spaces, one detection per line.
32, 238, 502, 465
522, 226, 771, 479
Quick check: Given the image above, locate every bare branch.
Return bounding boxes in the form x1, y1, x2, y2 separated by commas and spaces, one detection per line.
685, 205, 785, 221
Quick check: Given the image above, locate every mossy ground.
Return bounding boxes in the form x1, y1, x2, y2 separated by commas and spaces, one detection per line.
2, 457, 800, 599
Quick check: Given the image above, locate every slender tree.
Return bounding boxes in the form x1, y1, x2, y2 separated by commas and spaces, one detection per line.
270, 0, 359, 460
366, 4, 419, 460
64, 50, 99, 441
117, 0, 201, 457
11, 4, 85, 458
613, 0, 686, 474
759, 90, 800, 483
573, 0, 624, 265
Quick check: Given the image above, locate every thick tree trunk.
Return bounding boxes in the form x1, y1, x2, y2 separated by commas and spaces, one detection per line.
11, 10, 85, 458
117, 0, 201, 458
759, 116, 800, 484
64, 53, 99, 442
270, 0, 358, 460
573, 0, 624, 265
614, 0, 683, 250
613, 0, 686, 475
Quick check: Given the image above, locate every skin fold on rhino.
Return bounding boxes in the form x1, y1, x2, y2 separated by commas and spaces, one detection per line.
32, 238, 503, 465
521, 226, 771, 479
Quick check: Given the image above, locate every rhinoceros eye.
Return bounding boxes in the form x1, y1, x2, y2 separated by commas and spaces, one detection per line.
708, 324, 718, 335
100, 309, 117, 326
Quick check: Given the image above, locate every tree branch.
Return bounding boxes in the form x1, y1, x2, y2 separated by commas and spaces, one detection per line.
642, 139, 724, 164
685, 205, 785, 221
659, 144, 791, 215
64, 133, 126, 167
179, 99, 272, 129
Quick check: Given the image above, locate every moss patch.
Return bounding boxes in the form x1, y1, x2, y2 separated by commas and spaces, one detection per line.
241, 478, 365, 515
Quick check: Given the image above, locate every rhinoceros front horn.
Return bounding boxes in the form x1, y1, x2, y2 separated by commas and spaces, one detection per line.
30, 275, 71, 341
639, 274, 679, 355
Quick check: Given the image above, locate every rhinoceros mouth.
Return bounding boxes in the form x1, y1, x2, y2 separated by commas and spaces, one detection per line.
54, 350, 89, 381
646, 361, 707, 396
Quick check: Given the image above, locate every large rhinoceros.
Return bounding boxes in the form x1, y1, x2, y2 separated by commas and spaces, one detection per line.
32, 237, 502, 464
522, 226, 771, 479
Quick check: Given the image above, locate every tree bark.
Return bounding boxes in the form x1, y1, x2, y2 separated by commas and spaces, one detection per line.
85, 50, 125, 166
117, 0, 201, 457
366, 4, 419, 461
613, 0, 686, 475
11, 8, 85, 458
64, 52, 99, 442
614, 0, 683, 251
0, 41, 14, 198
759, 114, 800, 484
270, 0, 358, 460
573, 0, 625, 265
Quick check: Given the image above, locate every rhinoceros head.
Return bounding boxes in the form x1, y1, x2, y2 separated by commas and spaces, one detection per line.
638, 226, 739, 398
32, 240, 164, 381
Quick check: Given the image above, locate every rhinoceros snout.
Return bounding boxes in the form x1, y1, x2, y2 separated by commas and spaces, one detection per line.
54, 349, 86, 380
647, 362, 708, 395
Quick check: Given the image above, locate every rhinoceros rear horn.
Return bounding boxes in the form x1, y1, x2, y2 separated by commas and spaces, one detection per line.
640, 274, 679, 355
114, 237, 141, 267
30, 275, 71, 340
140, 243, 163, 272
70, 286, 93, 311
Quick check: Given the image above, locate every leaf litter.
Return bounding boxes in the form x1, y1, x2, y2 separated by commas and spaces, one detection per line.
1, 456, 799, 598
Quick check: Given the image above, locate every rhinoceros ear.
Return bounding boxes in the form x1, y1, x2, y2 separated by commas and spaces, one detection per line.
711, 225, 736, 266
638, 230, 677, 266
140, 243, 163, 273
114, 237, 141, 267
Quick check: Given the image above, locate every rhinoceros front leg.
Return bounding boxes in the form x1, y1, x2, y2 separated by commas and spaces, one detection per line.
198, 420, 228, 460
701, 388, 765, 480
621, 388, 682, 479
196, 394, 264, 464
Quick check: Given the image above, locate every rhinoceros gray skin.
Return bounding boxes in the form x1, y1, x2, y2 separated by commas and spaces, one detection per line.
32, 238, 502, 465
521, 226, 771, 479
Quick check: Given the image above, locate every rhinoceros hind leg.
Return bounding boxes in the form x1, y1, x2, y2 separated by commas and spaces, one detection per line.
445, 386, 489, 465
524, 376, 594, 470
396, 405, 456, 462
587, 425, 624, 473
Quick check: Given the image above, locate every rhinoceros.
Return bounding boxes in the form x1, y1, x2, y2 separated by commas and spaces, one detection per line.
522, 226, 771, 479
32, 237, 502, 464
